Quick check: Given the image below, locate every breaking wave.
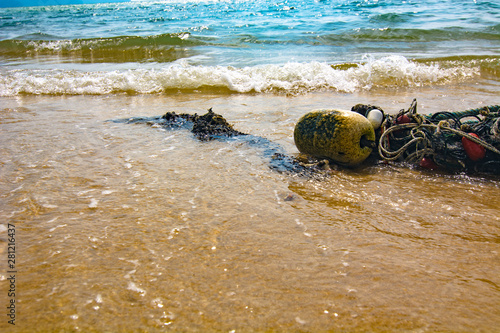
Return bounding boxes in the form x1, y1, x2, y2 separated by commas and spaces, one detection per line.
0, 33, 204, 63
0, 55, 494, 96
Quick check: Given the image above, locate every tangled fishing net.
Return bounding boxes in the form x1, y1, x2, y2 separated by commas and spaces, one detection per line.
354, 99, 500, 174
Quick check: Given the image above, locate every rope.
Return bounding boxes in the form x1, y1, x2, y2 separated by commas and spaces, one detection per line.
377, 99, 500, 172
379, 123, 500, 159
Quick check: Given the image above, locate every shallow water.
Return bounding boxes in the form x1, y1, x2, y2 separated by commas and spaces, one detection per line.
1, 86, 499, 332
1, 0, 499, 331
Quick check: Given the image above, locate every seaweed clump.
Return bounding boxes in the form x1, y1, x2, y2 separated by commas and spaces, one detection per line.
113, 108, 339, 176
162, 108, 246, 141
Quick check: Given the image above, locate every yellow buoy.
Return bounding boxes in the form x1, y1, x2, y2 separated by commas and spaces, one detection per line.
294, 109, 376, 166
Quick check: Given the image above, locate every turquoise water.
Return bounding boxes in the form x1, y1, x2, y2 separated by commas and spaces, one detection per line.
0, 0, 499, 94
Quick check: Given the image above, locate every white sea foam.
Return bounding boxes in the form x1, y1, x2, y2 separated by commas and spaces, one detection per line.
0, 56, 479, 96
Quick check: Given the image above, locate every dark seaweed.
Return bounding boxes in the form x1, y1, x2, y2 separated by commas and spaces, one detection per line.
109, 108, 334, 176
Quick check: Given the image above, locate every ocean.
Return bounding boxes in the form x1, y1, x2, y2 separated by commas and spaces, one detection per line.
1, 1, 499, 332
1, 0, 499, 95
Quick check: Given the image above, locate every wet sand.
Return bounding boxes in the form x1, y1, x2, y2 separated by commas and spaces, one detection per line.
1, 84, 499, 332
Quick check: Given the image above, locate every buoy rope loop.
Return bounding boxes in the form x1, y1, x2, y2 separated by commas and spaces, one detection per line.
378, 122, 426, 160
379, 136, 426, 160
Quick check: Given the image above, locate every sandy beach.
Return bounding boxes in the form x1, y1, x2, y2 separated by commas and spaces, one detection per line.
1, 84, 499, 332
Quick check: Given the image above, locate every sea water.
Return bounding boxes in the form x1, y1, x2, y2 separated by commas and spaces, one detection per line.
0, 1, 499, 332
1, 0, 499, 95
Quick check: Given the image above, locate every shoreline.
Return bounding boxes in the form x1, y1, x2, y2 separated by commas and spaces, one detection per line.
1, 82, 498, 118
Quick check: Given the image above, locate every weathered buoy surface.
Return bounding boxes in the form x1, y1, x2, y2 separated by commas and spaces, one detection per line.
294, 109, 376, 166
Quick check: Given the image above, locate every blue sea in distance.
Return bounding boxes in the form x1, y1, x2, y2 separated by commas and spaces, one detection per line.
0, 0, 499, 95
